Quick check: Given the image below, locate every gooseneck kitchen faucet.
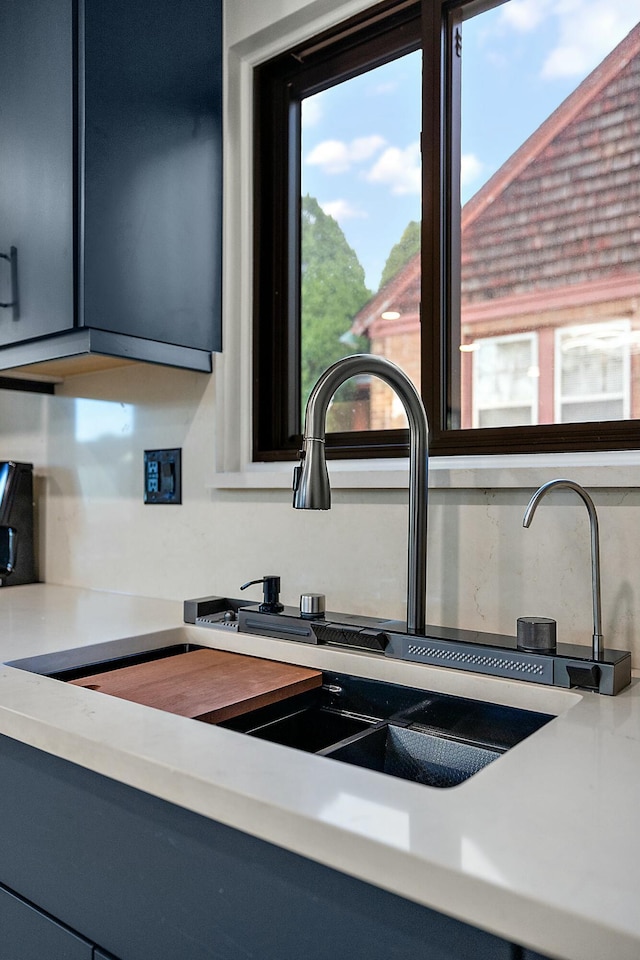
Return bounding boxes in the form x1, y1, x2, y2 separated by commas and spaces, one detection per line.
523, 478, 603, 661
292, 354, 429, 635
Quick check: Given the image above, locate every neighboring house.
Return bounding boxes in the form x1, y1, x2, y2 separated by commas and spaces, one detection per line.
351, 22, 640, 431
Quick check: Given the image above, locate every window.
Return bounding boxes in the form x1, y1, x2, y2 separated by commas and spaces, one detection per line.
254, 0, 640, 460
300, 48, 422, 434
471, 333, 538, 429
254, 1, 422, 460
556, 322, 631, 424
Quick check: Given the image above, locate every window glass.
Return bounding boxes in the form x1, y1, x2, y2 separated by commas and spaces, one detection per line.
556, 321, 630, 422
253, 1, 640, 460
300, 50, 421, 429
455, 2, 640, 431
472, 333, 538, 428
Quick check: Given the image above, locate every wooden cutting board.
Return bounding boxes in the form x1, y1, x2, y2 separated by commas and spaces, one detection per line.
69, 648, 322, 724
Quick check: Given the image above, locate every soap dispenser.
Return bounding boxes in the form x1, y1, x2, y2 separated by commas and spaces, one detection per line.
240, 576, 284, 613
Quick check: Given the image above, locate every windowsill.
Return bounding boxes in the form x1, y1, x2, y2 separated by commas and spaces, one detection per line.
209, 449, 640, 490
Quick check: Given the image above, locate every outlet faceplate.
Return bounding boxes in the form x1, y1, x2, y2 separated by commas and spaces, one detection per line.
144, 449, 182, 504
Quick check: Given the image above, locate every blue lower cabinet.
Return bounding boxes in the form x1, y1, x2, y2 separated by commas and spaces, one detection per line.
0, 884, 92, 959
0, 735, 554, 960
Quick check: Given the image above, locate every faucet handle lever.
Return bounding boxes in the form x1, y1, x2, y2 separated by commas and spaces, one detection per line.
292, 464, 302, 503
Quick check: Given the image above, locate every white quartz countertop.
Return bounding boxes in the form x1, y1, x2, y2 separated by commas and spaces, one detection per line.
0, 584, 638, 960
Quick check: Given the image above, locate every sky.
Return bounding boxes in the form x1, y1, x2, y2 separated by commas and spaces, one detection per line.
300, 0, 640, 292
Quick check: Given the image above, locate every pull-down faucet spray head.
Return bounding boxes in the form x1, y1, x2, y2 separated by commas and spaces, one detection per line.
293, 438, 330, 510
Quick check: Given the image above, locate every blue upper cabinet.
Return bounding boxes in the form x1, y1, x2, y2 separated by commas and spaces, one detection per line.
0, 0, 75, 347
0, 0, 222, 376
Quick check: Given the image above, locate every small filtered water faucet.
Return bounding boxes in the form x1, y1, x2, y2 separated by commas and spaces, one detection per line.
523, 478, 603, 661
292, 355, 429, 635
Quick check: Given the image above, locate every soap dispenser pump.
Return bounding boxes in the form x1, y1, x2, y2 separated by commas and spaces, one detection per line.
240, 575, 284, 614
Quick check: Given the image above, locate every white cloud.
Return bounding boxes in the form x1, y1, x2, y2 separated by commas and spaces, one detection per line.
542, 42, 592, 78
350, 136, 387, 161
365, 142, 421, 196
320, 199, 367, 222
541, 1, 640, 78
498, 0, 640, 79
302, 95, 324, 128
500, 0, 551, 33
306, 135, 386, 174
306, 140, 351, 174
371, 80, 400, 96
461, 153, 484, 187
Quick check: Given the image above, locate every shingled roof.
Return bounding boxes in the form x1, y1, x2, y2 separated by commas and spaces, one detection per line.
463, 21, 640, 305
352, 21, 640, 335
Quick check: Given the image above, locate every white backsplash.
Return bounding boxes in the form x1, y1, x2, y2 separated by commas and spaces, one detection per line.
0, 0, 637, 667
1, 361, 638, 663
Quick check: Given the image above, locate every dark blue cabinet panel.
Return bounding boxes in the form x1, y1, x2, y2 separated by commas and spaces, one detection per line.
0, 734, 529, 960
0, 0, 74, 346
0, 884, 92, 959
82, 0, 222, 354
0, 0, 221, 373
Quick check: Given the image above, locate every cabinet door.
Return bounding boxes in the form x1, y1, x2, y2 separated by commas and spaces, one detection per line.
0, 0, 75, 346
82, 0, 222, 352
0, 885, 92, 959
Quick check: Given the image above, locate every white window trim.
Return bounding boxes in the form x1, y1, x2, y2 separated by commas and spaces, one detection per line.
215, 0, 640, 492
208, 449, 640, 490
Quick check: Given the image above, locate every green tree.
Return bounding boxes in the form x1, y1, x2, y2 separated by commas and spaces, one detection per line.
300, 195, 371, 407
379, 220, 420, 290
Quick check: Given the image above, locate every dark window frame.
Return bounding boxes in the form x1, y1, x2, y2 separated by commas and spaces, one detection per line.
253, 0, 640, 461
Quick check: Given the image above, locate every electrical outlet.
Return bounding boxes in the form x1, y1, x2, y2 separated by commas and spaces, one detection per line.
144, 449, 182, 504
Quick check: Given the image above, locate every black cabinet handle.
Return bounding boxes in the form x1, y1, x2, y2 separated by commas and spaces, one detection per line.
0, 246, 19, 318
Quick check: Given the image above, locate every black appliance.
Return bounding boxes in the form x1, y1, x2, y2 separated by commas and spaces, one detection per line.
0, 461, 36, 586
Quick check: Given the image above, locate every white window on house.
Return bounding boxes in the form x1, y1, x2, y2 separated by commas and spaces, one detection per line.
472, 333, 539, 428
555, 321, 631, 423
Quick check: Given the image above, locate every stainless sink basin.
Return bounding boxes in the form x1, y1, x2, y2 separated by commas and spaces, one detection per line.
327, 724, 500, 789
245, 705, 374, 753
7, 633, 555, 789
218, 670, 554, 787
